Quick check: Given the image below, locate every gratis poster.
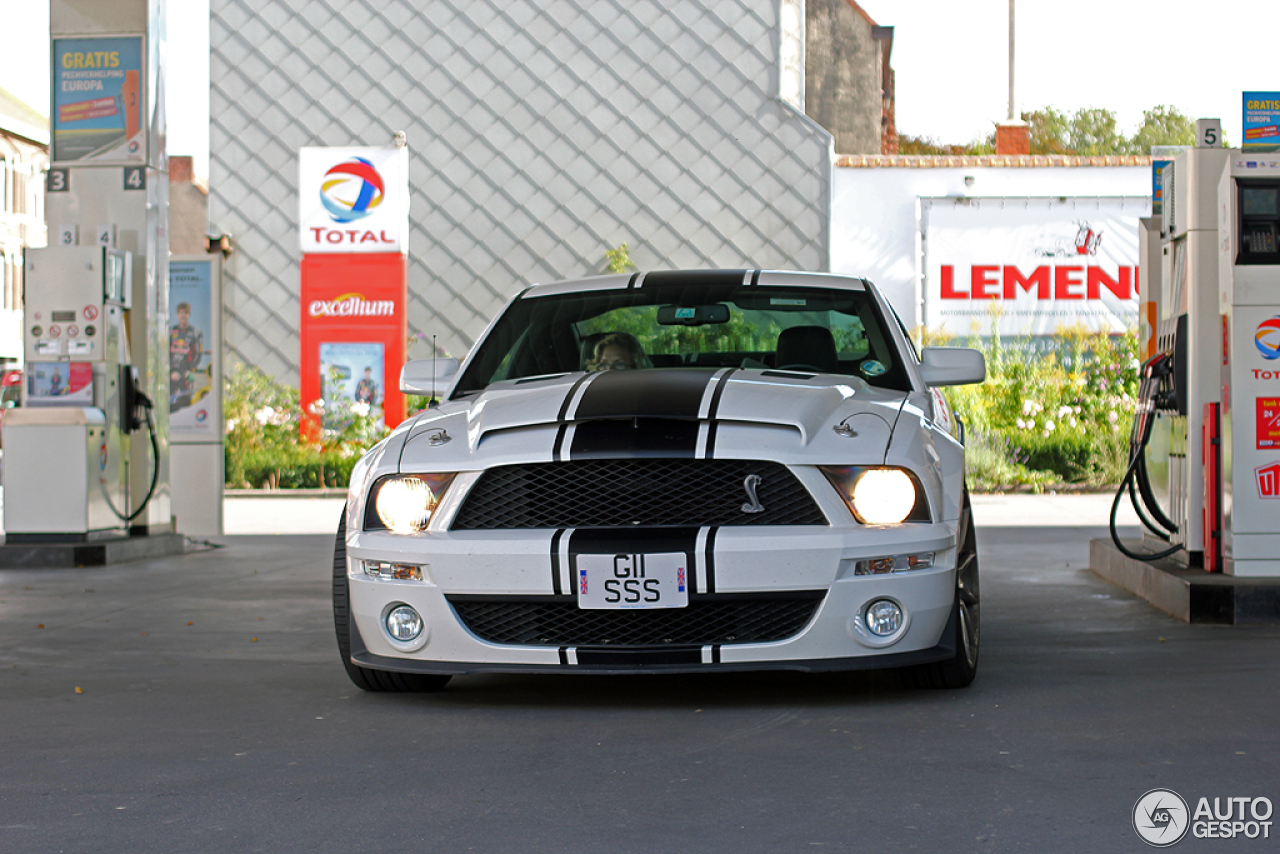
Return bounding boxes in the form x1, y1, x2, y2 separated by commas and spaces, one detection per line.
52, 36, 145, 164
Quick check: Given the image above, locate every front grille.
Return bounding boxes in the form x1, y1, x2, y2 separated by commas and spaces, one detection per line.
451, 459, 827, 529
447, 593, 825, 646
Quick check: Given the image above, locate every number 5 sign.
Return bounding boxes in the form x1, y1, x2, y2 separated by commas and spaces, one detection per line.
1197, 118, 1223, 149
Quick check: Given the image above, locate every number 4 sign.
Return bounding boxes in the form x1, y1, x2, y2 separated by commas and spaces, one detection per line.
123, 167, 146, 190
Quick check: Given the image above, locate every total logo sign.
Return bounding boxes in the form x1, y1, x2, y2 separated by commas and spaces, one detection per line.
1256, 316, 1280, 360
299, 146, 408, 254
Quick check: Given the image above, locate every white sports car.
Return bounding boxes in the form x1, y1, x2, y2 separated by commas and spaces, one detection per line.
334, 270, 985, 691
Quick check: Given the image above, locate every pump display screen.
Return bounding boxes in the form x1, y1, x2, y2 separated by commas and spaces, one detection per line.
1242, 187, 1279, 217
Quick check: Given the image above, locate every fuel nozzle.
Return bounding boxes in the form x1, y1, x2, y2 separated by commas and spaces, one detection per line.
1142, 352, 1174, 380
1142, 352, 1179, 412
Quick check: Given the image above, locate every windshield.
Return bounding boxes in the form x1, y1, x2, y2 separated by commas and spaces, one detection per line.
454, 279, 911, 395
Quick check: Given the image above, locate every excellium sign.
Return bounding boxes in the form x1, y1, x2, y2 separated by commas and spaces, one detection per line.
307, 294, 396, 318
299, 146, 409, 254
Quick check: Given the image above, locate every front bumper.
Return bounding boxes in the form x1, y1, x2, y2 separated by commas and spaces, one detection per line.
344, 520, 960, 675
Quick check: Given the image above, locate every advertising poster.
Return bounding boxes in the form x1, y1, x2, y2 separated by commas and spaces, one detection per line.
921, 196, 1149, 340
51, 36, 145, 164
26, 362, 93, 406
1151, 160, 1172, 216
169, 260, 217, 436
1257, 396, 1280, 449
298, 146, 409, 254
320, 342, 384, 430
1243, 92, 1280, 152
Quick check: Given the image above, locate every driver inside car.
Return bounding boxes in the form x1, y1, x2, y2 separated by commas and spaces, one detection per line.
585, 332, 651, 371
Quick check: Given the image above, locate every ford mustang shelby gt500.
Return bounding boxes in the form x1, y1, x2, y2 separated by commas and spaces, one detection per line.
334, 270, 985, 691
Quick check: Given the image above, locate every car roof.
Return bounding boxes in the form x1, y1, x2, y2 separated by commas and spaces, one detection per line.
520, 269, 872, 299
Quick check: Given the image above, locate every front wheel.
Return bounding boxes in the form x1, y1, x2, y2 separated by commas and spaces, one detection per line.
333, 509, 451, 693
905, 489, 980, 689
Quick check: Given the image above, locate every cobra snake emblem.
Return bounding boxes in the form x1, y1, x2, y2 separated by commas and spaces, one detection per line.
741, 474, 765, 514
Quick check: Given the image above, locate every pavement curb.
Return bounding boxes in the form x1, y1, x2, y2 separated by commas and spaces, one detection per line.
224, 488, 348, 499
1090, 538, 1280, 624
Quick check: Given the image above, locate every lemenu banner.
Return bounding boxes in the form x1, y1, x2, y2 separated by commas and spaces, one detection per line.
920, 196, 1150, 338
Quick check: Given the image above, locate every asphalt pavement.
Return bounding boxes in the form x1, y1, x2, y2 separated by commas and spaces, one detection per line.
2, 493, 1276, 853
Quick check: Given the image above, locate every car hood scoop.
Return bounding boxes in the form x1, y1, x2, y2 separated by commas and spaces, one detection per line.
407, 368, 906, 458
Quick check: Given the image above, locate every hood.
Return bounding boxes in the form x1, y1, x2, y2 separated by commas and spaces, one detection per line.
402, 368, 907, 465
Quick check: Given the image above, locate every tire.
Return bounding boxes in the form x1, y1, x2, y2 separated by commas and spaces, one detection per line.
904, 488, 980, 689
333, 508, 452, 693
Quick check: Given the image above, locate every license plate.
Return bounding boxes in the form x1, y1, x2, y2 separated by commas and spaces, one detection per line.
576, 552, 689, 610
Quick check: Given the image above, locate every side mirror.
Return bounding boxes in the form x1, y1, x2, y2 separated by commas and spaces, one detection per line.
400, 358, 460, 396
919, 347, 986, 387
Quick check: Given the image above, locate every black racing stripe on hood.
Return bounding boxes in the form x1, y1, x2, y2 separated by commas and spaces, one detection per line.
703, 369, 736, 458
569, 418, 700, 459
639, 270, 749, 290
574, 368, 718, 419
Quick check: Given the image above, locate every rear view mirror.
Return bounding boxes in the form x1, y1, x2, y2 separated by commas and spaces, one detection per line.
657, 304, 730, 326
401, 358, 460, 395
919, 348, 986, 387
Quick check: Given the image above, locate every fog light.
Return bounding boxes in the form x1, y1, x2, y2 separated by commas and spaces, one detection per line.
865, 599, 904, 636
385, 605, 423, 641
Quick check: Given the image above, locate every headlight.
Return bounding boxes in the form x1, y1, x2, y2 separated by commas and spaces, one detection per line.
364, 473, 457, 533
820, 466, 929, 525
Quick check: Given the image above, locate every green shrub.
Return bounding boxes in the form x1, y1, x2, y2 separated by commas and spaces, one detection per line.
962, 429, 1058, 492
935, 314, 1140, 488
1000, 429, 1098, 483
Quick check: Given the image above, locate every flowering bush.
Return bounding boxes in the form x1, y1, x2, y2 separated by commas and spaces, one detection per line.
224, 364, 388, 488
936, 318, 1140, 491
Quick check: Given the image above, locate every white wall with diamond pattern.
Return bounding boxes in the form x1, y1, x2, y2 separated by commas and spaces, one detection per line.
210, 0, 833, 381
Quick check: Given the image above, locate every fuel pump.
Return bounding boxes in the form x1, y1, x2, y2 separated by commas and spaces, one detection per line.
1217, 152, 1280, 577
0, 0, 178, 556
1129, 147, 1231, 566
1110, 147, 1280, 579
3, 245, 157, 538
